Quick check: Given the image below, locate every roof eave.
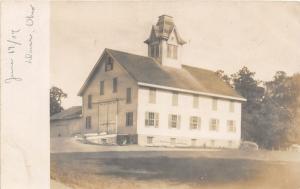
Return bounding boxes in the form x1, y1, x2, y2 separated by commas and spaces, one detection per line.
77, 49, 108, 96
137, 82, 247, 102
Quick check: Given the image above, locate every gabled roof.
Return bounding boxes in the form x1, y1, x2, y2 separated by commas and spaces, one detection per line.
51, 106, 82, 121
78, 48, 245, 101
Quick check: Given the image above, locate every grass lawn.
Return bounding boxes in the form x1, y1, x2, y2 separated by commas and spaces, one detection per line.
51, 150, 300, 189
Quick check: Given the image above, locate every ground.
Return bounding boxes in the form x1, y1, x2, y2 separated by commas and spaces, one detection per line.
51, 138, 300, 189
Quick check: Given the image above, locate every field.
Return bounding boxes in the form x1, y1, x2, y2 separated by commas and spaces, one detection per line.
51, 138, 300, 189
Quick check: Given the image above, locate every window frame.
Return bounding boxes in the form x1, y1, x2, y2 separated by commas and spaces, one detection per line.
169, 114, 180, 129
126, 88, 132, 104
193, 95, 199, 108
126, 112, 133, 127
172, 92, 178, 106
113, 77, 118, 93
105, 57, 113, 72
210, 118, 219, 131
227, 120, 236, 132
86, 116, 92, 129
212, 98, 218, 111
229, 101, 235, 112
145, 112, 159, 127
190, 116, 201, 130
100, 80, 104, 95
88, 95, 92, 109
149, 88, 156, 104
167, 44, 178, 59
147, 136, 153, 144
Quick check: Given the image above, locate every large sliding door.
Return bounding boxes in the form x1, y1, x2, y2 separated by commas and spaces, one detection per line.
98, 101, 117, 134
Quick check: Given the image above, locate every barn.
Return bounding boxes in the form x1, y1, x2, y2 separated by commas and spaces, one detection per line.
50, 106, 82, 137
77, 15, 246, 148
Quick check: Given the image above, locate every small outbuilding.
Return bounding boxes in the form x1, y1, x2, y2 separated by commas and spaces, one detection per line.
50, 106, 82, 137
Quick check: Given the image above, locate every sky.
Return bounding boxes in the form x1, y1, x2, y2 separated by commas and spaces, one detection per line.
50, 1, 300, 108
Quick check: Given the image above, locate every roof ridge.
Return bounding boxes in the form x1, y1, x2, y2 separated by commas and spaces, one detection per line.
105, 48, 161, 66
182, 64, 216, 74
105, 48, 152, 60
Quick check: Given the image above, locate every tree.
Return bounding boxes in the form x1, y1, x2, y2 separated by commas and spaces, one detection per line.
50, 86, 67, 116
216, 70, 232, 87
231, 67, 265, 144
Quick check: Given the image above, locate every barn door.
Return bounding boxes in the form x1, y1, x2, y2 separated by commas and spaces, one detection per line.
98, 102, 117, 134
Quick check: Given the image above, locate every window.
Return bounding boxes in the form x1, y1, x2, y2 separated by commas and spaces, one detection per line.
190, 116, 201, 130
113, 78, 118, 93
212, 98, 218, 111
149, 88, 156, 104
101, 138, 107, 144
105, 57, 113, 71
86, 116, 92, 129
167, 44, 178, 59
145, 112, 159, 127
155, 45, 159, 57
172, 92, 178, 106
170, 138, 176, 145
210, 119, 219, 131
168, 114, 181, 129
126, 112, 133, 127
126, 88, 132, 104
88, 95, 92, 109
150, 45, 159, 58
193, 95, 199, 108
173, 45, 178, 59
147, 136, 153, 144
229, 101, 235, 112
227, 120, 236, 132
100, 81, 104, 95
191, 139, 197, 146
150, 46, 154, 57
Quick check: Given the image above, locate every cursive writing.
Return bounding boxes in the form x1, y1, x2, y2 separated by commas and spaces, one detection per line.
25, 4, 35, 64
5, 59, 23, 83
25, 4, 35, 27
6, 29, 23, 83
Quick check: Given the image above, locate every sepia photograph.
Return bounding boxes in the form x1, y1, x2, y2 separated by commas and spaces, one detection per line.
39, 1, 300, 189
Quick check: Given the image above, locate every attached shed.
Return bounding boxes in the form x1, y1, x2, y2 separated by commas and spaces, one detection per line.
50, 106, 82, 137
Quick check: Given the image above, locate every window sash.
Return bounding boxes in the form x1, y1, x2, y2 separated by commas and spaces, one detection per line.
147, 136, 153, 144
190, 116, 201, 129
173, 45, 177, 59
149, 88, 156, 103
169, 114, 180, 129
105, 57, 113, 71
100, 81, 104, 95
145, 112, 159, 127
167, 44, 177, 59
227, 120, 236, 132
113, 78, 117, 93
212, 99, 218, 111
167, 44, 172, 57
126, 112, 133, 126
193, 95, 199, 108
229, 101, 235, 112
86, 116, 91, 129
88, 95, 92, 109
210, 119, 219, 131
126, 88, 132, 104
172, 92, 178, 106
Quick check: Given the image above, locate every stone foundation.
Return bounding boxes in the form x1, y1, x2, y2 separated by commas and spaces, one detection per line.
138, 134, 240, 149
